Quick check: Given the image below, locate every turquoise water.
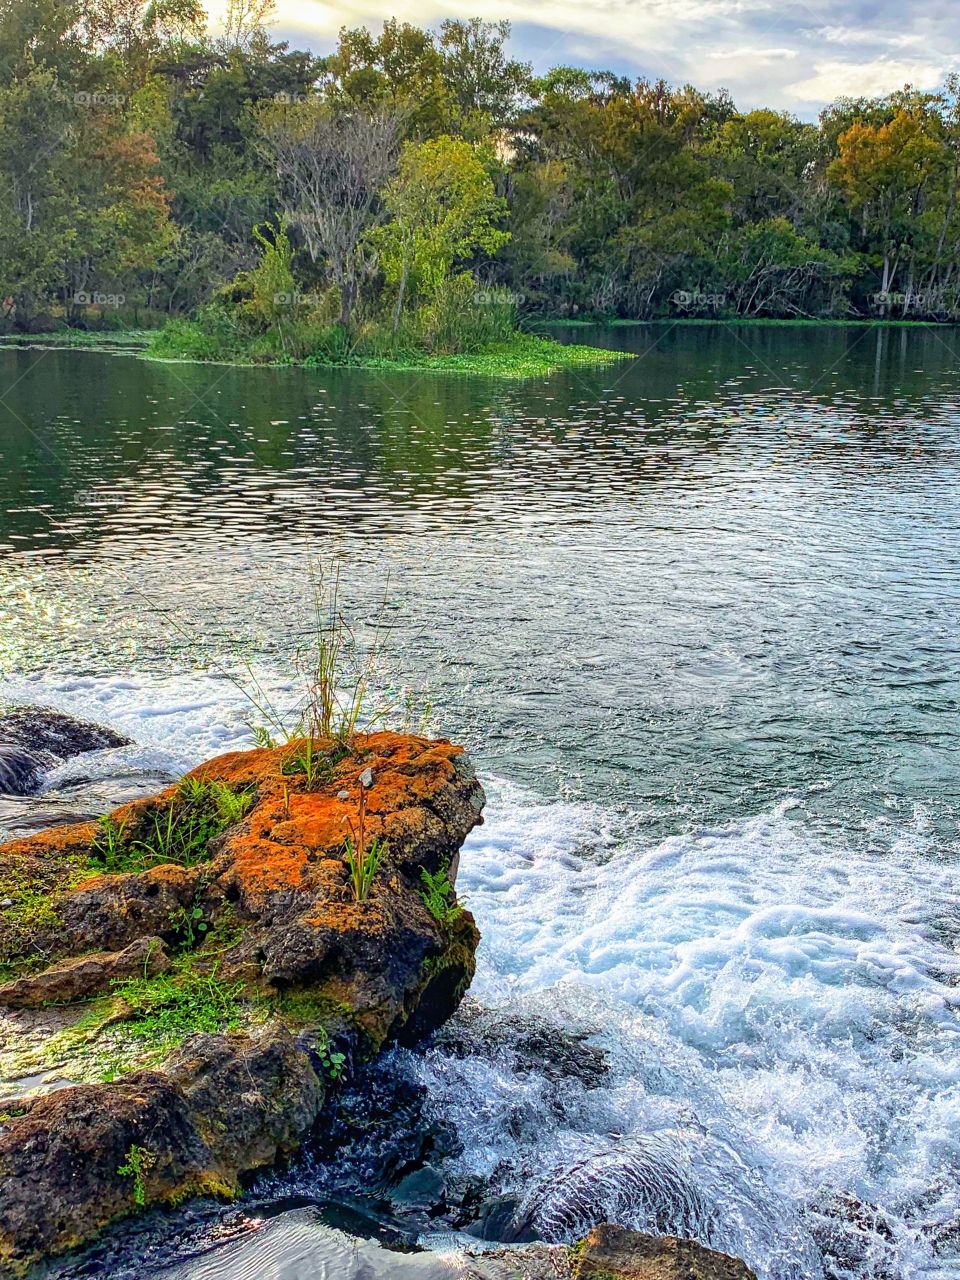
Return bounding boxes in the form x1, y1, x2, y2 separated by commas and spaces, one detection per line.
2, 325, 960, 1278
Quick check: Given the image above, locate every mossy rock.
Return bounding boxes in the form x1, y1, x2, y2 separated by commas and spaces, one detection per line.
0, 732, 485, 1273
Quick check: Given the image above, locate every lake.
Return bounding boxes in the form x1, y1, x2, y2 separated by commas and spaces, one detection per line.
1, 323, 959, 1279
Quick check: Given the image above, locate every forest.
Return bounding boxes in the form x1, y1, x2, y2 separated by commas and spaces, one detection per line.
3, 0, 960, 363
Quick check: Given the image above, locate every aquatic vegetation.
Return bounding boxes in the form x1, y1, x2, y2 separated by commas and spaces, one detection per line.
147, 324, 624, 378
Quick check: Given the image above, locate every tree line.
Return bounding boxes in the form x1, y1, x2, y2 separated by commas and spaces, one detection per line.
3, 0, 960, 346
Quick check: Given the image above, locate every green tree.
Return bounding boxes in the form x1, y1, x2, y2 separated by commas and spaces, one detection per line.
373, 135, 510, 326
436, 18, 531, 136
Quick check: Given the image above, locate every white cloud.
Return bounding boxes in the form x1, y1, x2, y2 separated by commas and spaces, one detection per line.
203, 1, 960, 115
785, 56, 954, 103
712, 46, 799, 61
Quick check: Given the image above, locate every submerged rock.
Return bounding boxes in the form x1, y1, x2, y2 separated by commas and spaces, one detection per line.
0, 731, 483, 1274
569, 1223, 758, 1278
0, 706, 131, 797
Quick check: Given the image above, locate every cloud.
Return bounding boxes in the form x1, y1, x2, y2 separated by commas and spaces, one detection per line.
785, 56, 956, 103
204, 0, 960, 116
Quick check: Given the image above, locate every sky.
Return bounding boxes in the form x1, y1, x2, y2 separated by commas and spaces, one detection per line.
206, 0, 960, 118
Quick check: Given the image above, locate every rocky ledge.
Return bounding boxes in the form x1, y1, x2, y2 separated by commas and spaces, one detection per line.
0, 729, 483, 1274
466, 1224, 757, 1278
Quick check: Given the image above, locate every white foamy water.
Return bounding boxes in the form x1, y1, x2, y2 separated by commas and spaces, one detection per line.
406, 780, 960, 1280
4, 675, 960, 1279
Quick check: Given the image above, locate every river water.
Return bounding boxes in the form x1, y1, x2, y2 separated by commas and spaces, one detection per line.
1, 323, 959, 1279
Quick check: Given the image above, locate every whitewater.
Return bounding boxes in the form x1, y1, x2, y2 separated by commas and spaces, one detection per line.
5, 669, 960, 1280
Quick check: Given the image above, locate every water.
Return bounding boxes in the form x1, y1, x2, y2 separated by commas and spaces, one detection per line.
2, 324, 959, 1279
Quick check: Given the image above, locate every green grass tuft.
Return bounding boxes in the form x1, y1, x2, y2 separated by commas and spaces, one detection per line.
89, 779, 253, 875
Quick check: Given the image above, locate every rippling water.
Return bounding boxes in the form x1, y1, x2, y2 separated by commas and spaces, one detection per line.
2, 324, 959, 1279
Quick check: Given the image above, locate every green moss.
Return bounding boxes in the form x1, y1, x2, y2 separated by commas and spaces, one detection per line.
0, 883, 70, 974
273, 989, 352, 1030
110, 968, 246, 1059
164, 1173, 237, 1207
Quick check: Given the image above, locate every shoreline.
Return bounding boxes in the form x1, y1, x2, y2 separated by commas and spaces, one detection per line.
536, 315, 957, 329
0, 330, 626, 379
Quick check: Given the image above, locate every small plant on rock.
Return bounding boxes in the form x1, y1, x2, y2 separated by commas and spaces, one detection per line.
231, 562, 401, 749
118, 1143, 156, 1206
343, 780, 386, 902
419, 867, 463, 926
281, 736, 328, 789
167, 904, 207, 948
92, 816, 128, 873
316, 1029, 347, 1081
88, 780, 254, 875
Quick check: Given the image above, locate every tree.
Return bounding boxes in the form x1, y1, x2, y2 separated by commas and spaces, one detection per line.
373, 135, 510, 326
219, 0, 274, 54
0, 56, 93, 329
256, 98, 403, 326
437, 19, 531, 134
828, 107, 947, 307
321, 20, 452, 137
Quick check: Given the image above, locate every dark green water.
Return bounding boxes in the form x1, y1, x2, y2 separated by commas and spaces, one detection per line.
1, 323, 958, 841
2, 324, 960, 1280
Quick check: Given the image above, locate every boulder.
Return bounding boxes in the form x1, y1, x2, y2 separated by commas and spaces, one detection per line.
0, 936, 171, 1008
0, 731, 483, 1273
571, 1224, 758, 1279
0, 707, 131, 797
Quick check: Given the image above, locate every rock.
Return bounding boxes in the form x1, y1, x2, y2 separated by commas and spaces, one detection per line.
0, 1029, 322, 1268
0, 731, 484, 1272
0, 707, 131, 797
805, 1190, 896, 1279
0, 764, 178, 841
0, 937, 171, 1008
437, 1000, 609, 1089
571, 1224, 758, 1279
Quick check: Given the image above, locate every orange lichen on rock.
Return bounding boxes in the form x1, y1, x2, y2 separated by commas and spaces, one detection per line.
0, 731, 484, 1052
0, 730, 484, 1272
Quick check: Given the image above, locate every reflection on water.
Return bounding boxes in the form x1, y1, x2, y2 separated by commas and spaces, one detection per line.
1, 325, 958, 840
3, 325, 960, 1280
